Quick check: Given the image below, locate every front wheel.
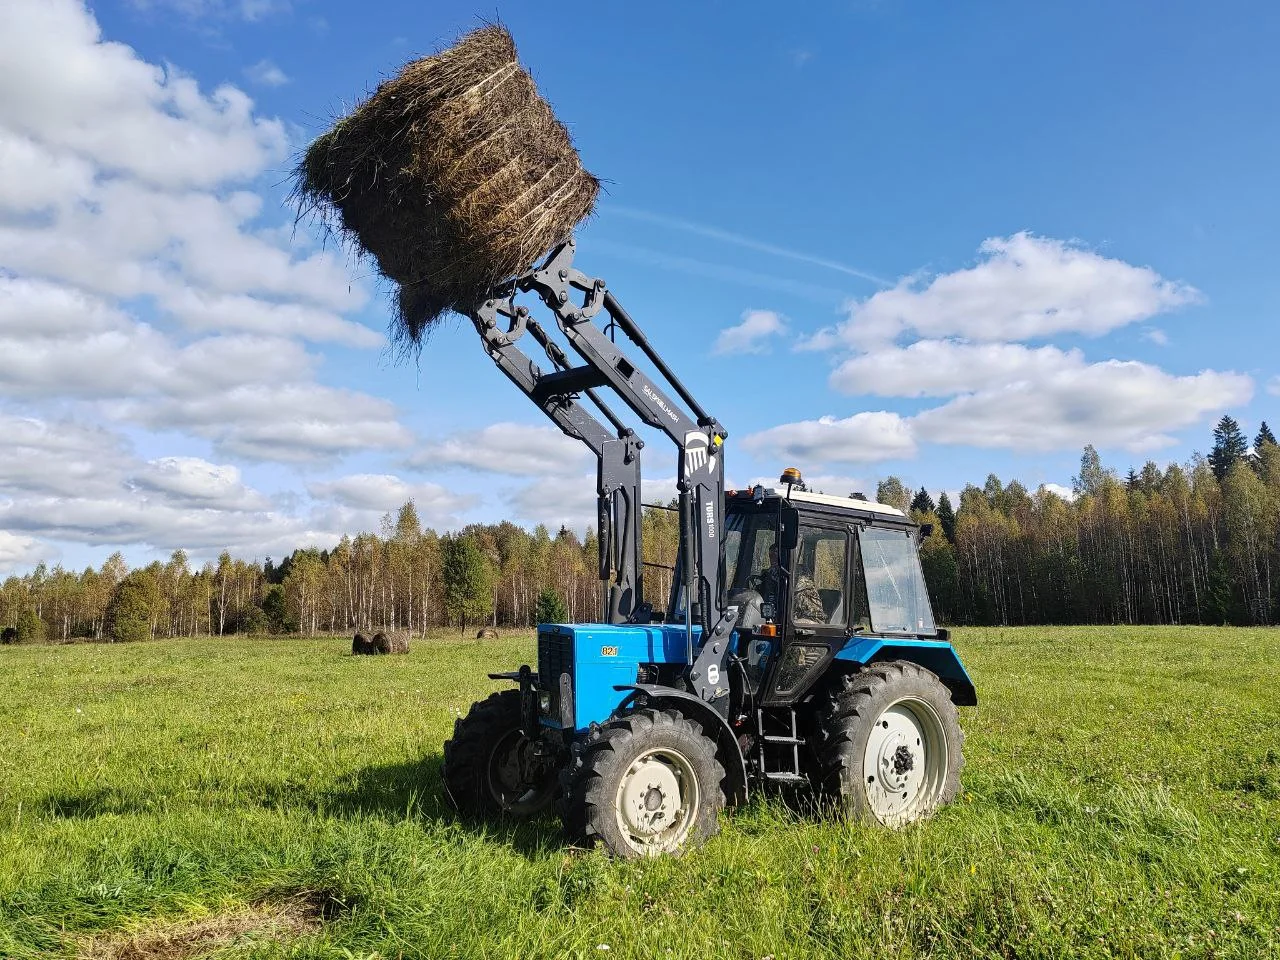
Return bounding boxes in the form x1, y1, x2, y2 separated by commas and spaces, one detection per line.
812, 661, 963, 826
442, 689, 558, 819
561, 708, 725, 858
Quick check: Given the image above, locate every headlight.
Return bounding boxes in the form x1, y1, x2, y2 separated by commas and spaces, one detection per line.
538, 691, 552, 713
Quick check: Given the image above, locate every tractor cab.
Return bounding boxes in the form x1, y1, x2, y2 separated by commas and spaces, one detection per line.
709, 477, 944, 705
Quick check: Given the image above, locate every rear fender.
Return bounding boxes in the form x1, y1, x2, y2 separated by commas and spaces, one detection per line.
614, 684, 749, 804
835, 637, 977, 706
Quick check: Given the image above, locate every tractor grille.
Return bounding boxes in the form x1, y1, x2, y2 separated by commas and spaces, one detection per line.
537, 630, 574, 724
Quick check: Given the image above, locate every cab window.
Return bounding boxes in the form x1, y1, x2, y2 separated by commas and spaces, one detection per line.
792, 526, 848, 626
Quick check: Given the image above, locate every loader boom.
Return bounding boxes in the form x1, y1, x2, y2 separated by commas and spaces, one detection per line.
469, 241, 737, 704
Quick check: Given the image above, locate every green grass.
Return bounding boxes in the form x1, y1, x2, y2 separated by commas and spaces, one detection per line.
1, 627, 1278, 959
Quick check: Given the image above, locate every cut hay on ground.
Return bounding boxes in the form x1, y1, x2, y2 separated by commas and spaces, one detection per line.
295, 25, 599, 349
76, 899, 323, 960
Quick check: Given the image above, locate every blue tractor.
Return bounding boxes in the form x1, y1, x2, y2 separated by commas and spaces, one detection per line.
442, 242, 975, 857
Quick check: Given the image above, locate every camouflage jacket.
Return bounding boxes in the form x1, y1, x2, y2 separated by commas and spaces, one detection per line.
792, 574, 828, 623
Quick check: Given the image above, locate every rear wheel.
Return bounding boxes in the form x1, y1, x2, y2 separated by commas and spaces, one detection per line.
442, 689, 558, 819
561, 708, 725, 858
812, 661, 963, 826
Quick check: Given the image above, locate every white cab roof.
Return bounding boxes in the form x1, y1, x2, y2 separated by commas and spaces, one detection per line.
786, 488, 907, 518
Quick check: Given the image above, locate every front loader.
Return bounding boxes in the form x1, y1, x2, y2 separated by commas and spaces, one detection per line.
440, 241, 975, 857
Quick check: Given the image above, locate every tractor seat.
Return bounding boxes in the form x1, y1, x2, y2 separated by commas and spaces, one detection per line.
819, 589, 844, 624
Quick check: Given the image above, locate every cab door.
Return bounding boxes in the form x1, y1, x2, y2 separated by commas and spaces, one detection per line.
760, 519, 856, 705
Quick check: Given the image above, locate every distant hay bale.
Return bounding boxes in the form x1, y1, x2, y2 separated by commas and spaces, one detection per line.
294, 24, 599, 350
370, 629, 411, 654
476, 627, 498, 640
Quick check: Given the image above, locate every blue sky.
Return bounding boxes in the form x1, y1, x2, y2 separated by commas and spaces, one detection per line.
1, 0, 1277, 574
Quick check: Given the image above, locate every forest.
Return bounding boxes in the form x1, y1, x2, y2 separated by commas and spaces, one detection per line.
1, 416, 1276, 642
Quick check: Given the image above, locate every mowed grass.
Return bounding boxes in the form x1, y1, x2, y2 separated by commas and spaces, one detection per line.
1, 627, 1278, 960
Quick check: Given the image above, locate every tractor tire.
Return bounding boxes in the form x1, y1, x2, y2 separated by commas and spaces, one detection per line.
812, 660, 963, 826
442, 689, 558, 820
560, 708, 725, 858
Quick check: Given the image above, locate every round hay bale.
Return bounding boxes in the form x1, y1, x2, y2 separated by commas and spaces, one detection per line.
476, 627, 498, 640
371, 632, 392, 655
295, 25, 599, 350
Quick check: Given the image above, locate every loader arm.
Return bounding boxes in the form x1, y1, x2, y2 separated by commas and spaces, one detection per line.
469, 241, 737, 709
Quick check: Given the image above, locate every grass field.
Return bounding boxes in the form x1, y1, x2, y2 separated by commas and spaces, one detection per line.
1, 626, 1278, 959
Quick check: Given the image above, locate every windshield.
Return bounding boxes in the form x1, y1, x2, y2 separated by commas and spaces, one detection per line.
859, 526, 936, 635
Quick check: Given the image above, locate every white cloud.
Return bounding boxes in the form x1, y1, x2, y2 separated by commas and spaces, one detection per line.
0, 414, 134, 498
741, 412, 917, 464
0, 282, 399, 469
0, 417, 431, 562
1143, 327, 1169, 346
912, 359, 1251, 452
0, 133, 95, 213
0, 179, 362, 312
158, 288, 381, 347
244, 60, 289, 87
413, 423, 590, 477
824, 233, 1198, 349
118, 384, 412, 463
1268, 376, 1280, 397
129, 457, 269, 510
0, 531, 49, 575
0, 2, 435, 569
0, 0, 286, 189
0, 0, 397, 470
308, 474, 474, 518
0, 415, 313, 558
1039, 483, 1076, 502
713, 310, 788, 356
829, 340, 1079, 398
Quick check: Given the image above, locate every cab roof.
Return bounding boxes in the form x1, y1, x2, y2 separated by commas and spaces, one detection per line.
729, 486, 908, 519
788, 488, 907, 518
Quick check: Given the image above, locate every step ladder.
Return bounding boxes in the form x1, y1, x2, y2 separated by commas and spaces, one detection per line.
756, 708, 807, 784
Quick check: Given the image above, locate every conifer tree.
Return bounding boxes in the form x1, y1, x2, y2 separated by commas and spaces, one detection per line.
1255, 421, 1277, 450
936, 493, 957, 544
910, 487, 936, 514
1209, 415, 1249, 481
534, 588, 569, 625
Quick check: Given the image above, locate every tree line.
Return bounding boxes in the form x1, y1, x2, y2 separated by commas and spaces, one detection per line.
1, 416, 1276, 642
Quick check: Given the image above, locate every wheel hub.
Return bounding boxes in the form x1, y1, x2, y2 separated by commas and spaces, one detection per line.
619, 756, 681, 836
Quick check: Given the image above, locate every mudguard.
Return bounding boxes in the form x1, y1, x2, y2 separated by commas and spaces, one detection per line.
614, 684, 749, 804
835, 636, 977, 706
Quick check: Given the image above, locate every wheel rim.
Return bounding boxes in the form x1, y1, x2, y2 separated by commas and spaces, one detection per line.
614, 747, 700, 855
486, 730, 554, 815
862, 696, 948, 826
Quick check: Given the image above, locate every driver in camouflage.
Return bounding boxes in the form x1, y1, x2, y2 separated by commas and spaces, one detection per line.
792, 574, 827, 623
760, 544, 828, 623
